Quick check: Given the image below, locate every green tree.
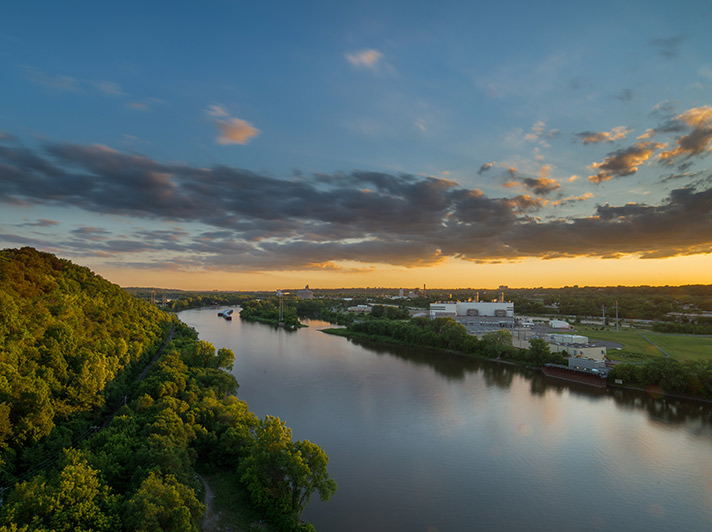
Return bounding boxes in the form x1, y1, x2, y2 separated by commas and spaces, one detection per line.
123, 471, 204, 532
1, 449, 120, 532
240, 416, 337, 530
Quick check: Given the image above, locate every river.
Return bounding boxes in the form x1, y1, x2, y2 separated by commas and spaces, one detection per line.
179, 307, 712, 532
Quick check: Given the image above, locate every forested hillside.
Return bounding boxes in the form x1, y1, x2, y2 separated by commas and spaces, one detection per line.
0, 247, 171, 466
0, 248, 335, 531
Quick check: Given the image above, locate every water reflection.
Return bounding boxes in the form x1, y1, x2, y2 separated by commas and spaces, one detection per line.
180, 309, 712, 532
343, 330, 711, 428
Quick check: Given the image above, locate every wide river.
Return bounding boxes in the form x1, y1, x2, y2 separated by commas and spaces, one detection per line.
179, 307, 712, 532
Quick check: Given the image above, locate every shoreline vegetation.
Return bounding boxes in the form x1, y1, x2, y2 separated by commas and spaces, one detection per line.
165, 288, 712, 404
321, 322, 712, 404
0, 248, 335, 532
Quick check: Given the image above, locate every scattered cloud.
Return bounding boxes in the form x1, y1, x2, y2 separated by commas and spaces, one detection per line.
216, 117, 260, 145
549, 192, 594, 207
616, 89, 634, 102
19, 218, 59, 227
345, 49, 384, 70
478, 162, 495, 175
522, 176, 560, 196
649, 35, 685, 58
126, 97, 164, 111
93, 81, 124, 96
205, 105, 260, 145
588, 141, 664, 183
206, 104, 229, 117
576, 126, 632, 145
658, 106, 712, 164
3, 138, 712, 269
24, 66, 80, 91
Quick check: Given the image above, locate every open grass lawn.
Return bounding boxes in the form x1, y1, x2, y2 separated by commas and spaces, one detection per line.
574, 325, 712, 363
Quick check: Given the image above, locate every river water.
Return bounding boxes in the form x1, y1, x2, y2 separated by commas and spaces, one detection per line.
179, 307, 712, 532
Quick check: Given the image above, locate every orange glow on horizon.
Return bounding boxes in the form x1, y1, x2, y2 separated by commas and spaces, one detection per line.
94, 254, 712, 291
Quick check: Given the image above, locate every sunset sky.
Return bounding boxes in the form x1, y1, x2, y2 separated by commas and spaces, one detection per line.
1, 1, 712, 290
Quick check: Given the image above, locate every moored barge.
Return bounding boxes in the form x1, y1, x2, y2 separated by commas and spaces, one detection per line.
542, 363, 607, 388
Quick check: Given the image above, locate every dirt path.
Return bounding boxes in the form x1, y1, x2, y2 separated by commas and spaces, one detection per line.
199, 474, 221, 532
100, 327, 175, 430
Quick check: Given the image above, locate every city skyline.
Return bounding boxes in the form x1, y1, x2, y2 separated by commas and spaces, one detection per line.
1, 1, 711, 289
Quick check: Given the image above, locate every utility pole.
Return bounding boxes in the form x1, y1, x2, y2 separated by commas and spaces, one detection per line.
616, 301, 619, 331
277, 290, 284, 324
602, 304, 606, 327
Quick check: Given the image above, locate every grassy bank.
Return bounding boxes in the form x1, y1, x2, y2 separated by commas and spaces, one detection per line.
575, 325, 712, 363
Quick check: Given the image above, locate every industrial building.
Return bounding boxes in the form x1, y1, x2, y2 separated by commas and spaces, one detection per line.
429, 299, 515, 336
296, 285, 314, 299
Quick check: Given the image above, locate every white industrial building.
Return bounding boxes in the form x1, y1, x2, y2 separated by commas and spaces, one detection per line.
429, 301, 514, 319
429, 301, 515, 336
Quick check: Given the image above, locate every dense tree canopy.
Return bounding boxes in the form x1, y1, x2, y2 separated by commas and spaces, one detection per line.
0, 248, 335, 531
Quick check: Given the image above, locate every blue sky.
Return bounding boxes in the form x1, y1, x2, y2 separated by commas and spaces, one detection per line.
1, 1, 711, 289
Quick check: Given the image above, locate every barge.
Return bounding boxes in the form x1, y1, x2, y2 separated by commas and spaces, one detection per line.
542, 363, 608, 388
217, 308, 233, 320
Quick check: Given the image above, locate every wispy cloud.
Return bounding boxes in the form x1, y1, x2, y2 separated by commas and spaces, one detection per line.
576, 126, 632, 145
93, 81, 124, 96
649, 34, 685, 58
205, 105, 260, 145
345, 49, 384, 70
24, 66, 80, 91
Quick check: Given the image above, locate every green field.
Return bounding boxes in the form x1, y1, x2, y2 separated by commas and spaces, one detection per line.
574, 325, 712, 363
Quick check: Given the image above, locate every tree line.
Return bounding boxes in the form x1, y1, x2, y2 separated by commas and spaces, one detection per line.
0, 248, 336, 531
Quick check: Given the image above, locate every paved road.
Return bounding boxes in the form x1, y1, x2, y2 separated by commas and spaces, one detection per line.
637, 332, 671, 358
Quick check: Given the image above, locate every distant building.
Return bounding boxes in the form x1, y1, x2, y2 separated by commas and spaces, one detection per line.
545, 335, 608, 360
347, 304, 372, 313
429, 300, 515, 336
548, 319, 571, 329
296, 285, 314, 299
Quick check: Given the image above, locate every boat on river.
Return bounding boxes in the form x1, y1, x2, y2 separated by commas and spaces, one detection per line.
217, 309, 233, 320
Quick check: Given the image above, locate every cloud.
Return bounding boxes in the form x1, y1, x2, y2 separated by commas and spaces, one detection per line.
19, 218, 59, 227
588, 141, 664, 183
206, 105, 229, 117
658, 106, 712, 164
24, 66, 80, 91
345, 49, 383, 70
576, 126, 632, 145
548, 192, 594, 207
616, 89, 634, 102
522, 177, 560, 196
478, 162, 495, 175
93, 81, 124, 95
3, 137, 712, 269
126, 97, 164, 111
71, 226, 112, 240
215, 117, 260, 145
649, 35, 685, 58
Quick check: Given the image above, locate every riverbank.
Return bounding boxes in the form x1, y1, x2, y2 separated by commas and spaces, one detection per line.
321, 327, 532, 367
241, 315, 307, 329
323, 327, 712, 405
